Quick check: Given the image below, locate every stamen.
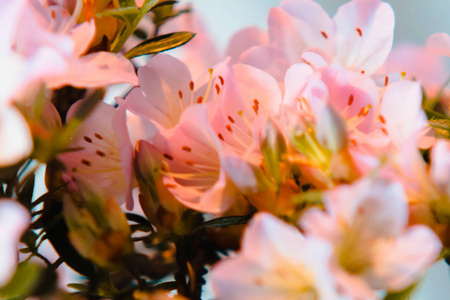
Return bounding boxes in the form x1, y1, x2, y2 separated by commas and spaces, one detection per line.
400, 72, 406, 79
163, 154, 174, 160
83, 136, 92, 143
356, 27, 362, 37
226, 124, 233, 132
357, 104, 372, 117
384, 76, 389, 87
348, 95, 354, 106
94, 133, 103, 140
237, 110, 253, 129
218, 133, 225, 141
96, 150, 106, 157
186, 161, 195, 166
218, 75, 225, 85
165, 183, 177, 189
321, 31, 328, 39
189, 81, 194, 91
381, 128, 388, 135
202, 68, 214, 103
379, 115, 386, 124
197, 96, 203, 104
81, 159, 92, 166
228, 116, 235, 123
361, 70, 365, 74
182, 146, 192, 152
178, 90, 183, 99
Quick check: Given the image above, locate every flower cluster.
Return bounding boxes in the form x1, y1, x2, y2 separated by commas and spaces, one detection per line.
0, 0, 449, 299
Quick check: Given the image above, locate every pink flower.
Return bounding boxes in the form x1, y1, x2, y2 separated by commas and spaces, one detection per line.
300, 178, 442, 298
241, 0, 395, 80
426, 33, 450, 57
58, 100, 135, 209
211, 212, 343, 300
0, 200, 30, 287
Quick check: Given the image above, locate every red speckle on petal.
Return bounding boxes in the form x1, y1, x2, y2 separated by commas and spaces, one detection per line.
321, 31, 328, 39
356, 27, 363, 36
163, 154, 174, 160
81, 159, 91, 166
348, 95, 354, 106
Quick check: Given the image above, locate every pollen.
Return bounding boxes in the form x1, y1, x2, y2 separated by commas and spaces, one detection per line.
356, 27, 363, 36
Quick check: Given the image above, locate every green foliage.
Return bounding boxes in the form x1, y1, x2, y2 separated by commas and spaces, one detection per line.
0, 262, 44, 300
383, 284, 417, 300
124, 31, 196, 58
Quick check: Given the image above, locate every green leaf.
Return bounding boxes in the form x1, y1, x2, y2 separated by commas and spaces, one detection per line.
97, 7, 139, 27
21, 231, 39, 250
124, 31, 196, 58
0, 262, 43, 299
383, 284, 417, 300
119, 0, 137, 8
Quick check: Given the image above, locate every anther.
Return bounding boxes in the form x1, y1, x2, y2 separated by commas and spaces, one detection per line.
185, 161, 195, 166
379, 115, 386, 124
189, 81, 194, 91
228, 116, 235, 123
197, 96, 203, 103
178, 90, 183, 99
182, 146, 192, 152
215, 84, 220, 95
163, 154, 174, 160
83, 136, 92, 143
218, 133, 225, 141
384, 76, 389, 87
321, 31, 328, 39
165, 183, 177, 189
361, 70, 365, 74
94, 133, 103, 140
226, 124, 233, 132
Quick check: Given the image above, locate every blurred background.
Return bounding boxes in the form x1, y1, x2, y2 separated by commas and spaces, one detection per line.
189, 0, 450, 299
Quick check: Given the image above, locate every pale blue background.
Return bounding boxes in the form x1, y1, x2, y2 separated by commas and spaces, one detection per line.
189, 0, 450, 299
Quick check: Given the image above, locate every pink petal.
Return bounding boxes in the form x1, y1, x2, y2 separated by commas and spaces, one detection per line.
226, 26, 268, 65
333, 0, 395, 74
0, 200, 30, 287
371, 225, 442, 291
46, 52, 138, 89
426, 33, 450, 57
430, 140, 450, 197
